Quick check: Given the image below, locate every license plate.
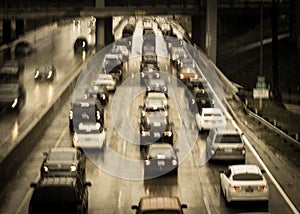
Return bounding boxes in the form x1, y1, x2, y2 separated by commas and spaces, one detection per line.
225, 148, 233, 153
158, 161, 165, 166
245, 187, 254, 192
154, 132, 161, 138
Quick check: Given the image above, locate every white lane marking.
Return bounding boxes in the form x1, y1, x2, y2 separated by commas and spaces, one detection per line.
15, 125, 68, 214
242, 134, 300, 214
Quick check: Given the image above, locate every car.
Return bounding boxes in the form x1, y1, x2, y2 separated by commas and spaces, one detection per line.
94, 73, 117, 92
0, 83, 26, 112
29, 176, 91, 214
74, 37, 88, 53
170, 47, 186, 66
140, 111, 173, 150
206, 125, 246, 163
85, 85, 109, 105
177, 67, 198, 83
15, 41, 32, 56
189, 88, 214, 113
0, 60, 24, 83
69, 98, 104, 132
34, 64, 56, 81
145, 79, 168, 97
114, 44, 129, 59
144, 92, 168, 112
132, 196, 187, 214
140, 64, 160, 85
195, 108, 226, 132
220, 165, 269, 204
40, 147, 86, 179
73, 122, 106, 150
144, 143, 179, 178
177, 58, 195, 71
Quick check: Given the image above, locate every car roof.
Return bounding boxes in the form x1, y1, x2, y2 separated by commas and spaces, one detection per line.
140, 196, 181, 211
230, 165, 262, 175
202, 108, 222, 114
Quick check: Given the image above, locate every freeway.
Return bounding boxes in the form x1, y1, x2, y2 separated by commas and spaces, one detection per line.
0, 17, 299, 214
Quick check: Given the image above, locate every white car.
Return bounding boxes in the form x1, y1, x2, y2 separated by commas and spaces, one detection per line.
196, 108, 226, 132
73, 122, 106, 150
94, 74, 117, 92
220, 165, 269, 204
144, 92, 168, 111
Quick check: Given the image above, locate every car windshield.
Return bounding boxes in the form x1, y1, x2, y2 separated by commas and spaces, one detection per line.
48, 152, 75, 162
216, 135, 242, 144
233, 173, 263, 181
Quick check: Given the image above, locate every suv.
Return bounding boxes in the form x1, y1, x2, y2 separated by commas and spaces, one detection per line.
69, 98, 104, 132
206, 124, 246, 163
29, 177, 91, 214
40, 147, 86, 179
132, 196, 187, 214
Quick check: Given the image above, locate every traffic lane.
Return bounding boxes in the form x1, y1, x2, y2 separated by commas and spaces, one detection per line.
0, 20, 92, 159
0, 91, 73, 214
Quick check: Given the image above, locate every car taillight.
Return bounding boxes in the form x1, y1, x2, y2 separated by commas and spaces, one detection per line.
43, 166, 49, 172
101, 94, 106, 100
97, 111, 101, 120
172, 160, 177, 165
257, 185, 267, 191
70, 165, 77, 172
142, 131, 150, 137
230, 185, 242, 191
69, 111, 73, 119
145, 160, 151, 165
164, 131, 172, 137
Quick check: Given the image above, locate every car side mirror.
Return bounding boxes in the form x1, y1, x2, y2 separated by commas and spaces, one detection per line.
30, 182, 37, 188
131, 205, 138, 210
181, 204, 188, 209
261, 169, 266, 174
84, 181, 92, 187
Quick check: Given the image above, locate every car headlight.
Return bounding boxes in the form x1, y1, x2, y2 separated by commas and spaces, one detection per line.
172, 160, 177, 166
47, 71, 53, 79
180, 74, 184, 79
145, 160, 151, 166
101, 94, 106, 100
34, 71, 39, 79
97, 111, 101, 120
11, 98, 18, 108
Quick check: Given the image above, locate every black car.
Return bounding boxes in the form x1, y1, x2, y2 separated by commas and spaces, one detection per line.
0, 60, 25, 83
41, 147, 86, 179
144, 143, 178, 178
74, 37, 88, 54
140, 63, 160, 85
0, 83, 26, 112
29, 177, 91, 214
189, 88, 214, 114
34, 64, 56, 81
145, 79, 168, 97
15, 41, 32, 56
85, 85, 109, 106
69, 98, 104, 132
140, 111, 173, 150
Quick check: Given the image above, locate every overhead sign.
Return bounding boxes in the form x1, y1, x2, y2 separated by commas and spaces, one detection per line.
256, 76, 267, 88
253, 88, 269, 99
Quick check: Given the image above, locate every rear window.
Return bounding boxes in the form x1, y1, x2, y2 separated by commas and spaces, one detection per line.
233, 173, 263, 181
48, 152, 74, 162
216, 135, 242, 144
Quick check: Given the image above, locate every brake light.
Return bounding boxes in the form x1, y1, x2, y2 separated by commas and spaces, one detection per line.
43, 166, 49, 172
230, 185, 242, 191
142, 131, 150, 137
257, 185, 267, 191
164, 131, 172, 137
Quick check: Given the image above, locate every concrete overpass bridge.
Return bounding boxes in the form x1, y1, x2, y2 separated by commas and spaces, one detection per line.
0, 0, 299, 62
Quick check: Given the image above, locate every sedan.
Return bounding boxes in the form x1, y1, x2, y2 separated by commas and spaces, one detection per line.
94, 74, 117, 92
144, 143, 178, 178
220, 165, 269, 204
144, 92, 168, 111
34, 64, 56, 81
41, 147, 86, 179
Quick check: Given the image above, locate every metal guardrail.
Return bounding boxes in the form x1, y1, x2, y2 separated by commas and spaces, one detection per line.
209, 59, 300, 149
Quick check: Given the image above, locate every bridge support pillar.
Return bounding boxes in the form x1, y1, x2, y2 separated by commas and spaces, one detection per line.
206, 0, 217, 63
96, 17, 113, 49
2, 19, 13, 44
192, 15, 206, 52
16, 19, 25, 38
